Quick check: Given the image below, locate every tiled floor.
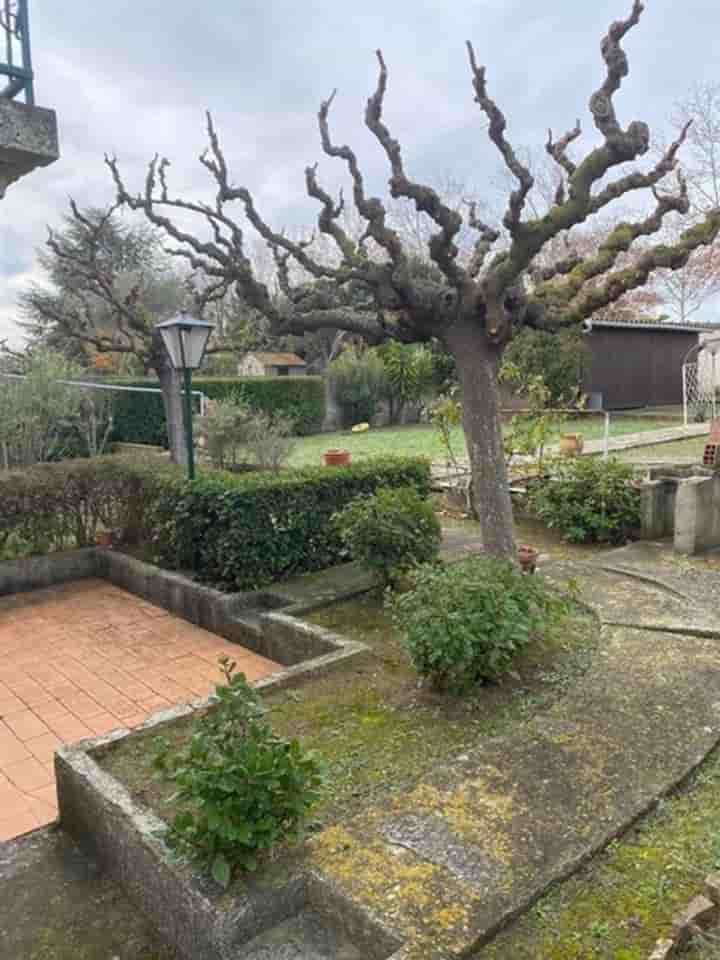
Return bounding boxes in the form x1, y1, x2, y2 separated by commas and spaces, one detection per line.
0, 579, 280, 842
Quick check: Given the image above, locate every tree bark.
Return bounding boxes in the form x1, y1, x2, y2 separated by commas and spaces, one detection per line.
150, 330, 187, 467
445, 321, 516, 560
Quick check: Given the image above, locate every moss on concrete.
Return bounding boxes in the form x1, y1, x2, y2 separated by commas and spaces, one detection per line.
474, 745, 720, 958
101, 594, 597, 829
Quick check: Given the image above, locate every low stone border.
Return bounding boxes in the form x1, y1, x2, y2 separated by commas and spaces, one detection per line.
0, 547, 369, 677
56, 710, 404, 960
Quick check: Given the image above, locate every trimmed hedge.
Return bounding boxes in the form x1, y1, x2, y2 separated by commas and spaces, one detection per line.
0, 455, 431, 591
147, 456, 432, 590
109, 376, 326, 445
0, 458, 150, 557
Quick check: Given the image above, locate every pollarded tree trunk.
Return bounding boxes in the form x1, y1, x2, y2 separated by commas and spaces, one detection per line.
150, 330, 187, 467
445, 320, 516, 559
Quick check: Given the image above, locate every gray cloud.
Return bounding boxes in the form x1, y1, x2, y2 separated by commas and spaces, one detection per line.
1, 0, 719, 343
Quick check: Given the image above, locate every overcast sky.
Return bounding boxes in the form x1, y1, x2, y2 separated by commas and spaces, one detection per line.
1, 0, 719, 345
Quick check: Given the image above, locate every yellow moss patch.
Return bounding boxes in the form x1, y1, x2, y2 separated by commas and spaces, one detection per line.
309, 824, 478, 954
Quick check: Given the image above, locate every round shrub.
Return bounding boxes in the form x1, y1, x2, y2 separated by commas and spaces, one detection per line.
334, 485, 441, 586
391, 557, 568, 692
529, 456, 640, 544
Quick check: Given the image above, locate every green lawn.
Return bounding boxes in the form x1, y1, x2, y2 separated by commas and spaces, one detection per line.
288, 416, 681, 468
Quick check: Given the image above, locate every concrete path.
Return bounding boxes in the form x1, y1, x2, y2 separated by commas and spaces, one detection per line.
305, 549, 720, 960
0, 827, 175, 959
579, 420, 709, 455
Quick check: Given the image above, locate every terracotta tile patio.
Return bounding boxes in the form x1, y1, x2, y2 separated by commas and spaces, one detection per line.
0, 579, 280, 842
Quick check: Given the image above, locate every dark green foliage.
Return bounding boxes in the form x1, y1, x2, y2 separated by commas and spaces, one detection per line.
153, 659, 324, 885
0, 454, 429, 588
0, 457, 152, 557
391, 558, 569, 692
326, 349, 386, 427
148, 457, 431, 590
109, 376, 326, 445
529, 456, 641, 543
502, 326, 588, 404
334, 485, 441, 586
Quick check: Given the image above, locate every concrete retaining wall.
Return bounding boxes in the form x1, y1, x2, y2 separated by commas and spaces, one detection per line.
640, 466, 720, 555
56, 710, 403, 960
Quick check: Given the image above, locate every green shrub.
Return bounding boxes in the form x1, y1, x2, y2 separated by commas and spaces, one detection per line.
501, 326, 588, 405
334, 485, 441, 586
153, 659, 324, 886
147, 456, 431, 590
110, 376, 326, 445
374, 341, 435, 424
0, 457, 151, 556
529, 456, 641, 543
326, 348, 386, 427
391, 557, 568, 692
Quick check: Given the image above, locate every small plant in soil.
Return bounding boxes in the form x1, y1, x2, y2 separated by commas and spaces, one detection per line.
153, 657, 325, 887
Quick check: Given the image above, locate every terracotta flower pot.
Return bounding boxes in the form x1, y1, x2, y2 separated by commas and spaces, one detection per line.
324, 448, 351, 467
559, 433, 584, 457
518, 544, 539, 574
95, 530, 113, 548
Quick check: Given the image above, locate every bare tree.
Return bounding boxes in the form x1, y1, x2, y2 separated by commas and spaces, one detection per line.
106, 2, 720, 558
19, 204, 237, 464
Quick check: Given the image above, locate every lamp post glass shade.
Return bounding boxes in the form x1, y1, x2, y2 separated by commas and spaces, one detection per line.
156, 314, 214, 370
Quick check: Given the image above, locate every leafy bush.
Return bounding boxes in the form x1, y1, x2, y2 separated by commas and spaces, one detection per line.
0, 350, 86, 468
0, 454, 430, 587
110, 376, 325, 445
147, 456, 432, 590
326, 348, 387, 427
501, 326, 588, 405
194, 395, 252, 470
154, 660, 324, 886
374, 341, 435, 424
334, 485, 441, 586
244, 412, 296, 472
391, 557, 568, 692
529, 456, 641, 543
0, 457, 150, 556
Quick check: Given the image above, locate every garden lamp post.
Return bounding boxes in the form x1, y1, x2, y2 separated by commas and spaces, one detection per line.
156, 313, 214, 480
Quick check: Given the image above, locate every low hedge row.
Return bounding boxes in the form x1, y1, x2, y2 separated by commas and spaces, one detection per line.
146, 456, 431, 589
0, 455, 430, 591
109, 376, 326, 445
0, 458, 150, 557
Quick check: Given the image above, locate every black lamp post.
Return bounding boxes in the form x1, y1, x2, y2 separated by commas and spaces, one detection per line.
156, 313, 214, 480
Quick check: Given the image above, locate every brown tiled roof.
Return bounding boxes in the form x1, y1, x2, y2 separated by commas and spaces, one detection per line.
248, 352, 307, 366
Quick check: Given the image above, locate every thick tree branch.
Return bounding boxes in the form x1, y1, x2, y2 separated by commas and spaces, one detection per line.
365, 50, 465, 286
537, 209, 720, 324
535, 172, 691, 304
546, 121, 582, 178
317, 88, 407, 272
466, 200, 500, 278
467, 41, 534, 232
478, 1, 681, 315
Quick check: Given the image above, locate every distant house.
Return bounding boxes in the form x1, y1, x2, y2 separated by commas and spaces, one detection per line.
237, 352, 307, 377
582, 319, 720, 409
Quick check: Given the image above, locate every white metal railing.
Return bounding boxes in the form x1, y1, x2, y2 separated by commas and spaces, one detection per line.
0, 373, 209, 416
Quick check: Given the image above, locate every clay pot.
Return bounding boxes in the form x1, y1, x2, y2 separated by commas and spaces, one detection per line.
324, 448, 351, 467
518, 544, 539, 574
559, 434, 584, 457
95, 530, 113, 548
